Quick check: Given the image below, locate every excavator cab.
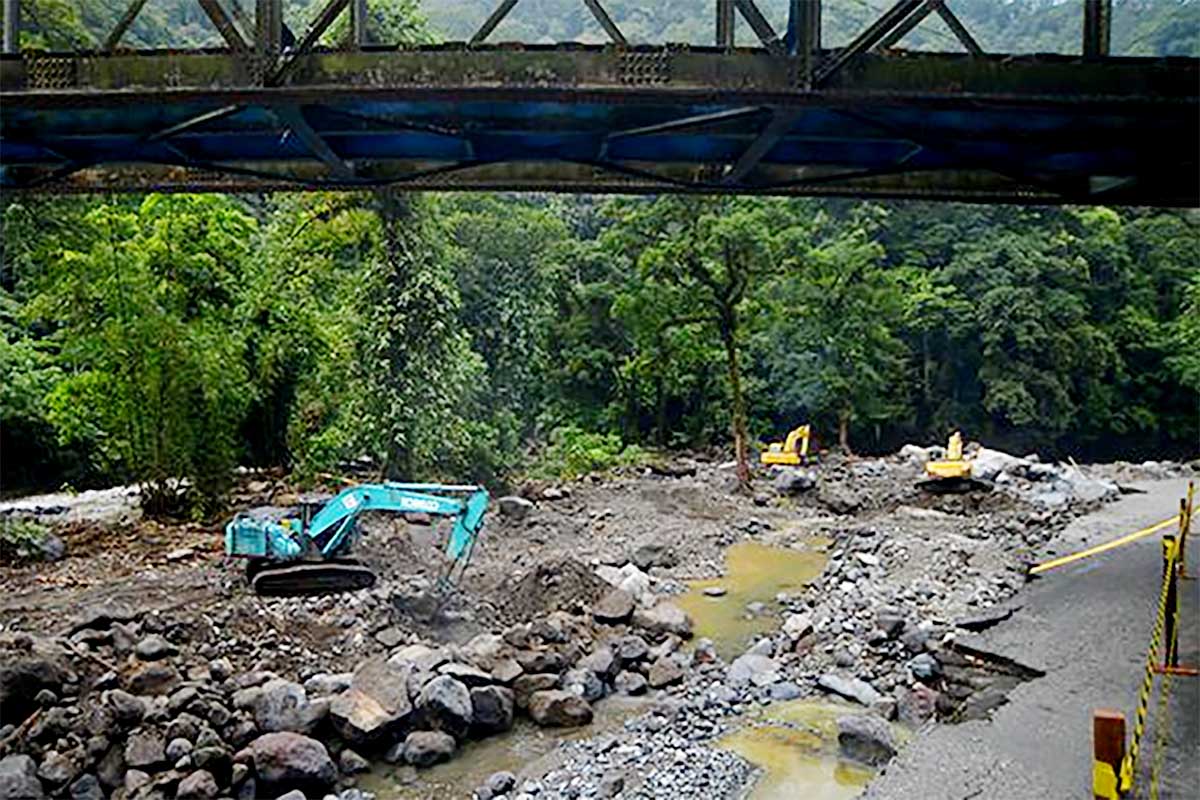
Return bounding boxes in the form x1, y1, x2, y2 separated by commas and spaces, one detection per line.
761, 424, 814, 466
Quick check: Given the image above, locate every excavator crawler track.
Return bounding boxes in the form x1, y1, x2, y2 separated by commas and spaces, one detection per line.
250, 560, 376, 597
916, 476, 992, 495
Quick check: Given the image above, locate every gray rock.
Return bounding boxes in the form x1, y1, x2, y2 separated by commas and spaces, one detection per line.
578, 646, 616, 679
907, 653, 942, 682
632, 602, 692, 637
781, 613, 814, 639
703, 586, 727, 597
727, 654, 779, 687
127, 663, 181, 696
176, 769, 218, 800
123, 769, 150, 795
37, 751, 79, 786
515, 650, 564, 674
768, 682, 803, 701
274, 791, 305, 800
236, 732, 336, 793
817, 674, 882, 706
338, 749, 369, 774
528, 690, 593, 728
836, 714, 897, 766
416, 676, 473, 739
613, 635, 650, 664
901, 627, 930, 654
254, 679, 326, 735
209, 658, 234, 683
0, 657, 66, 725
772, 469, 816, 495
437, 662, 493, 688
593, 588, 635, 625
513, 674, 559, 709
614, 671, 647, 696
647, 655, 686, 689
374, 627, 405, 648
487, 658, 521, 686
470, 686, 515, 734
498, 496, 534, 520
897, 684, 939, 726
124, 728, 167, 769
402, 731, 456, 767
329, 658, 413, 746
166, 738, 194, 762
134, 635, 178, 661
562, 668, 605, 702
303, 672, 354, 695
68, 773, 102, 800
631, 541, 677, 570
598, 771, 625, 798
484, 771, 516, 797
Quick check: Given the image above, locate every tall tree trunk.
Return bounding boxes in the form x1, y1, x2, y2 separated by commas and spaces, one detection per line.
720, 310, 750, 488
838, 406, 852, 454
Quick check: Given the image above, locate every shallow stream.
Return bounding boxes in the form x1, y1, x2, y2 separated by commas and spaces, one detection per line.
675, 539, 829, 659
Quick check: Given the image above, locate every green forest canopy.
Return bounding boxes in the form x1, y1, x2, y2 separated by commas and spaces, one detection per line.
0, 0, 1197, 510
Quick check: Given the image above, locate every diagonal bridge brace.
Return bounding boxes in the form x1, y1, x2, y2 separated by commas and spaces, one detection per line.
470, 0, 626, 45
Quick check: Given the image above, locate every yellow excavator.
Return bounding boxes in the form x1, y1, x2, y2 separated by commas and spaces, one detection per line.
761, 424, 814, 466
917, 432, 988, 494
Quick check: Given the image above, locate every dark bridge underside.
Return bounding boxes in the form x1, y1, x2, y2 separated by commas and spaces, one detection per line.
1, 45, 1197, 205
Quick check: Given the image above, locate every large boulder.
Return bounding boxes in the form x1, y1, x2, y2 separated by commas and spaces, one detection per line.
728, 654, 779, 687
513, 674, 559, 710
401, 731, 456, 768
470, 686, 514, 735
527, 690, 593, 728
632, 602, 693, 638
647, 654, 686, 689
134, 635, 177, 661
817, 673, 883, 707
631, 540, 677, 570
416, 676, 473, 739
971, 448, 1026, 482
772, 469, 816, 495
253, 680, 326, 734
123, 729, 167, 770
126, 663, 181, 696
592, 589, 635, 625
175, 769, 219, 800
498, 496, 534, 520
329, 658, 413, 746
0, 754, 44, 800
236, 732, 335, 795
0, 657, 66, 725
836, 714, 897, 766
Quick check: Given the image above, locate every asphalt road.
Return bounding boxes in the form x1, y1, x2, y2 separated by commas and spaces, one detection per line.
864, 478, 1199, 800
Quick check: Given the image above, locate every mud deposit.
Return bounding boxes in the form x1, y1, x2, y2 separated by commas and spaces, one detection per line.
676, 541, 827, 659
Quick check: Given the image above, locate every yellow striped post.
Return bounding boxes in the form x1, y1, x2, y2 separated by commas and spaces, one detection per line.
1093, 709, 1125, 800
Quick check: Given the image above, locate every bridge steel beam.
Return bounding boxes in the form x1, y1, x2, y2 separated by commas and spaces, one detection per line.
1083, 0, 1112, 60
0, 45, 1196, 206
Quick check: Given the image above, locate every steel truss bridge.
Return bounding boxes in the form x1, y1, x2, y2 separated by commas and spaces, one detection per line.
0, 0, 1197, 205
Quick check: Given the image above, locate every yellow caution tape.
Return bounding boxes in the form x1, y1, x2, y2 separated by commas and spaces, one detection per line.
1030, 516, 1180, 575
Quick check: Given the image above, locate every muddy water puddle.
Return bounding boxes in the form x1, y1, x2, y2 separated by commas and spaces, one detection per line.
358, 696, 651, 799
719, 699, 895, 800
676, 540, 827, 659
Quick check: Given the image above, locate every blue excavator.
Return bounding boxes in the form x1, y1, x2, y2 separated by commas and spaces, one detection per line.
225, 483, 489, 596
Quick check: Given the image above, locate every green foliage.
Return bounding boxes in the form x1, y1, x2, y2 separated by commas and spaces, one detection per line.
529, 425, 647, 480
0, 518, 48, 563
23, 196, 255, 515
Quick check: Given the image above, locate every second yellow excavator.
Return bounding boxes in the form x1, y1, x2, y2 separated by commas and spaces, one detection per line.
917, 432, 989, 494
761, 424, 814, 466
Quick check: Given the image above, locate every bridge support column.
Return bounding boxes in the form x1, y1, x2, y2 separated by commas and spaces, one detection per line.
716, 0, 735, 47
3, 0, 18, 53
256, 0, 283, 56
1083, 0, 1111, 59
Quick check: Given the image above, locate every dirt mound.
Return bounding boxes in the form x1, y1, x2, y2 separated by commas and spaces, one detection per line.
503, 557, 610, 624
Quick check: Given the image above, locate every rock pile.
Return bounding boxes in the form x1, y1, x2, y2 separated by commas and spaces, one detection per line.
0, 587, 696, 800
